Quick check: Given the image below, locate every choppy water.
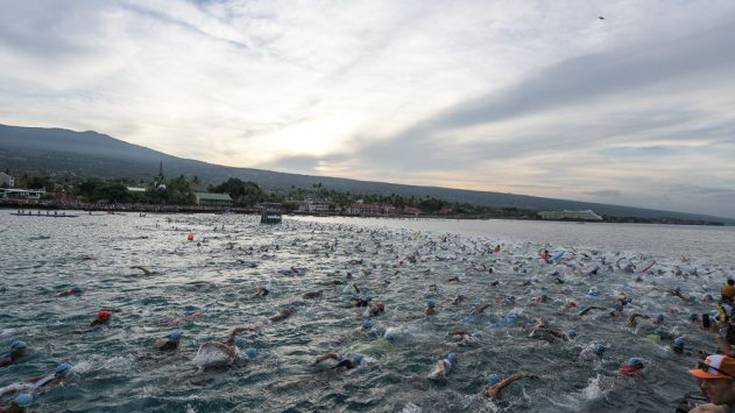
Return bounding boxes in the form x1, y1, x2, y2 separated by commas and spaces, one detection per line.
1, 212, 734, 412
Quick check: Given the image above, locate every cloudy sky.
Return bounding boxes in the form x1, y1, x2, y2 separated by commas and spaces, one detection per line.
1, 1, 734, 217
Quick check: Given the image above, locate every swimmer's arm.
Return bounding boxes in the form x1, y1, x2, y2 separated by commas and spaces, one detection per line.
688, 404, 728, 413
225, 327, 255, 344
484, 372, 536, 399
130, 266, 153, 275
472, 304, 491, 315
309, 352, 340, 366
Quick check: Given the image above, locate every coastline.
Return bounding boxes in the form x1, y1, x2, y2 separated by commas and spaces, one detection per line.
0, 198, 727, 226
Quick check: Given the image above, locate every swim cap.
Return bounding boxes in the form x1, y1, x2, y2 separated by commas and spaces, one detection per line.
485, 373, 502, 385
627, 357, 644, 368
592, 342, 606, 356
167, 329, 182, 342
587, 287, 600, 296
10, 340, 27, 351
362, 318, 373, 330
14, 393, 32, 407
427, 299, 436, 308
689, 313, 699, 322
245, 348, 257, 359
352, 354, 364, 365
566, 329, 577, 339
655, 314, 664, 323
98, 309, 110, 320
672, 337, 685, 350
55, 363, 72, 377
384, 329, 397, 343
446, 352, 457, 366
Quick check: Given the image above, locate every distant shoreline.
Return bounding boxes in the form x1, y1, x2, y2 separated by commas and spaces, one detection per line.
0, 200, 727, 226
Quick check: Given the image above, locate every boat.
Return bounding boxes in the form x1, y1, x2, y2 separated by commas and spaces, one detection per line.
259, 203, 282, 224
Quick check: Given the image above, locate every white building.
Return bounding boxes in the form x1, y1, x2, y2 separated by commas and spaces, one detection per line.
0, 172, 14, 188
298, 200, 334, 213
539, 209, 603, 221
0, 188, 45, 200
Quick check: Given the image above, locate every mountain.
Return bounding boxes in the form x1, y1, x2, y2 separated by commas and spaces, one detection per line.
1, 123, 732, 224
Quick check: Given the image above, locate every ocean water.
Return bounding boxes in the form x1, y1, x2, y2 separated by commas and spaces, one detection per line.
1, 212, 734, 412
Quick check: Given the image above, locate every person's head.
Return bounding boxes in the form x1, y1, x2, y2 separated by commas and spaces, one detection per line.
97, 309, 110, 322
13, 393, 32, 409
10, 340, 27, 356
362, 318, 373, 330
245, 348, 257, 359
690, 355, 735, 405
167, 329, 182, 342
485, 373, 502, 385
55, 363, 72, 378
426, 299, 436, 309
591, 342, 606, 356
672, 337, 685, 353
446, 352, 457, 366
627, 357, 644, 369
352, 354, 364, 365
728, 279, 734, 287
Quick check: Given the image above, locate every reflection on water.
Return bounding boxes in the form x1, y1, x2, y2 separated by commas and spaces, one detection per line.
0, 212, 732, 412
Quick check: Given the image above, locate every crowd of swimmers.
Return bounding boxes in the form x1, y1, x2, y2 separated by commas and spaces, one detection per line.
6, 229, 735, 412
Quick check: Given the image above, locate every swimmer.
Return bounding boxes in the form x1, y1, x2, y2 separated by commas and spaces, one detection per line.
618, 357, 645, 376
156, 329, 182, 351
671, 288, 690, 303
0, 363, 73, 398
448, 330, 478, 346
55, 286, 82, 297
424, 299, 438, 316
427, 353, 457, 379
528, 319, 567, 343
578, 341, 606, 362
254, 287, 269, 297
447, 276, 460, 283
452, 295, 466, 305
484, 372, 537, 399
192, 327, 256, 369
628, 313, 651, 328
0, 341, 28, 368
302, 291, 322, 299
0, 393, 32, 413
355, 319, 374, 336
352, 296, 371, 307
270, 305, 296, 322
309, 352, 364, 370
90, 309, 111, 326
471, 303, 491, 316
530, 295, 548, 304
130, 266, 154, 275
578, 306, 607, 317
367, 301, 385, 317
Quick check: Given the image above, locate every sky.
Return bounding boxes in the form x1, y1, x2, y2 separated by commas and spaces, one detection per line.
1, 0, 734, 218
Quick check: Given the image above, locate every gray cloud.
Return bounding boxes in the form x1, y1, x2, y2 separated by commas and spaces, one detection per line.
353, 18, 735, 173
584, 190, 622, 197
